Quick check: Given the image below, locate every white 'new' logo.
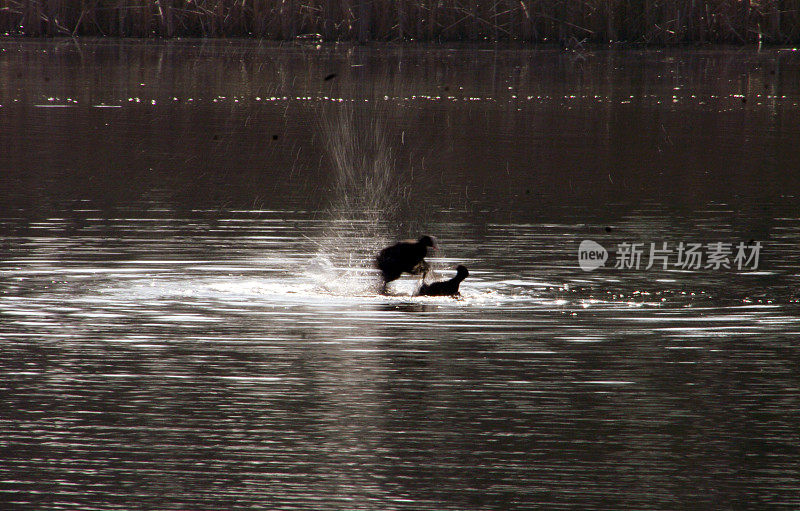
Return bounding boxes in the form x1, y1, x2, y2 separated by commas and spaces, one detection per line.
578, 240, 608, 271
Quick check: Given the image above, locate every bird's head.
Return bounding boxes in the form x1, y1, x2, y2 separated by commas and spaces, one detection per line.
418, 235, 437, 251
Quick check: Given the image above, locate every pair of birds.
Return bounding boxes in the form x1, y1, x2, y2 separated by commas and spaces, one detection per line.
376, 235, 469, 296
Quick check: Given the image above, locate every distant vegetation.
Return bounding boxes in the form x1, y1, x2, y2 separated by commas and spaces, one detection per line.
2, 1, 799, 43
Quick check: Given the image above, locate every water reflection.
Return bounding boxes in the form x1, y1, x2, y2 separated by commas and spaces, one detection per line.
2, 41, 800, 510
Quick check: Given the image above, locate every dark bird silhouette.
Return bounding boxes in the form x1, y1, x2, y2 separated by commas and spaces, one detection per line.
376, 236, 436, 294
417, 265, 469, 297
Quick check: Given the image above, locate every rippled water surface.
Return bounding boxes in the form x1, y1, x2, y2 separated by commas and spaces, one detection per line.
2, 40, 800, 510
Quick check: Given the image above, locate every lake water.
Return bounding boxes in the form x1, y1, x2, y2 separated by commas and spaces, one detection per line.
2, 40, 800, 510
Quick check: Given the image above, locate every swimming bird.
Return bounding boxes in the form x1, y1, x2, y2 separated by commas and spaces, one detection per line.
376, 235, 436, 294
417, 265, 469, 297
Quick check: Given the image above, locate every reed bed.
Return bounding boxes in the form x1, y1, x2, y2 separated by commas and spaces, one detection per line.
1, 1, 799, 43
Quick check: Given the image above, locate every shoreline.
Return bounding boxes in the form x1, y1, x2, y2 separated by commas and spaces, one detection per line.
2, 1, 798, 44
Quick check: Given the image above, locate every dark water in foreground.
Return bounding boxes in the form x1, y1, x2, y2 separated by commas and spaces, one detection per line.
2, 40, 800, 510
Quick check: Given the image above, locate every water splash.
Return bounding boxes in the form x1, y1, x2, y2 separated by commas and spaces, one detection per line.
304, 102, 416, 294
